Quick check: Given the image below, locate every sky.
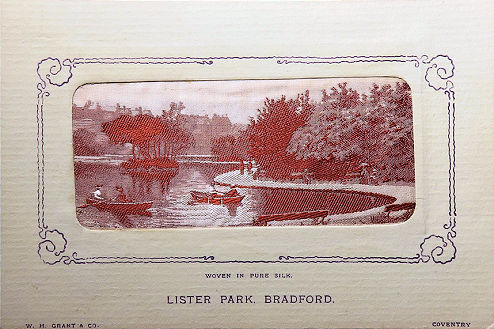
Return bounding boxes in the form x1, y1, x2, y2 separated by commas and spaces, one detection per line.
73, 77, 404, 124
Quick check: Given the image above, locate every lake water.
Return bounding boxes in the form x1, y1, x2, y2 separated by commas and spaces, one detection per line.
74, 162, 393, 229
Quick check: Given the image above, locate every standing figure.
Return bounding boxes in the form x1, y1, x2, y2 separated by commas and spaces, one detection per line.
247, 161, 253, 174
239, 160, 245, 175
370, 168, 378, 185
360, 163, 370, 184
303, 168, 311, 184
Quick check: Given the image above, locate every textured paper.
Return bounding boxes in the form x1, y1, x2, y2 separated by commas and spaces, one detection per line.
1, 1, 494, 328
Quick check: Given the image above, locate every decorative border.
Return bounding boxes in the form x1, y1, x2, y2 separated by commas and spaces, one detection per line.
36, 55, 456, 265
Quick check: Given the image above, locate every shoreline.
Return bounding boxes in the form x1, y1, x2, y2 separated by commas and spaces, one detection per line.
74, 155, 239, 166
214, 170, 414, 203
214, 170, 415, 225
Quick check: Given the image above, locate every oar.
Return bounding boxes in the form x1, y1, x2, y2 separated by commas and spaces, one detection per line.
77, 200, 103, 209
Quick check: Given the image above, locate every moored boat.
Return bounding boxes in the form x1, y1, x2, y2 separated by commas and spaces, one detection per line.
190, 189, 244, 205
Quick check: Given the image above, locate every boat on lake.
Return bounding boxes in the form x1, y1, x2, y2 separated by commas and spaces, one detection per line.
85, 198, 153, 213
190, 189, 244, 205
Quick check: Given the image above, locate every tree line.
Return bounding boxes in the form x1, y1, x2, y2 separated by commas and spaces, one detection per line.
212, 82, 414, 183
89, 82, 413, 183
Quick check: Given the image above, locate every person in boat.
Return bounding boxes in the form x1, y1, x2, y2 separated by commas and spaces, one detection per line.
114, 186, 129, 203
92, 185, 105, 201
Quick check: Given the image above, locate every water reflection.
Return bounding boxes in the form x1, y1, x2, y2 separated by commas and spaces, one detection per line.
127, 170, 178, 195
74, 162, 393, 229
113, 210, 152, 228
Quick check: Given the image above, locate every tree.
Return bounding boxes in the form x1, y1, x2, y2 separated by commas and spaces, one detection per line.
162, 101, 185, 121
159, 102, 193, 158
248, 91, 313, 179
102, 114, 164, 160
287, 81, 414, 183
102, 110, 193, 163
211, 135, 238, 161
233, 128, 251, 162
369, 82, 414, 182
287, 83, 364, 162
73, 129, 103, 156
286, 84, 367, 180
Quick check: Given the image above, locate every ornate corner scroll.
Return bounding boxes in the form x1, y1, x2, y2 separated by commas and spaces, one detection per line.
36, 55, 456, 265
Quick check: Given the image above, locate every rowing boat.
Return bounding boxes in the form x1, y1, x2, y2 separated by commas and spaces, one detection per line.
190, 190, 244, 205
85, 198, 153, 213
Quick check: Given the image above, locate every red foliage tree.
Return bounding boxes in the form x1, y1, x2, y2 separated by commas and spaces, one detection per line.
102, 114, 164, 160
248, 92, 313, 180
211, 135, 239, 161
102, 111, 193, 166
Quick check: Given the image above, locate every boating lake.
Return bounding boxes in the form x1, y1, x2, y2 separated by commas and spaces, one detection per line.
74, 161, 394, 229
